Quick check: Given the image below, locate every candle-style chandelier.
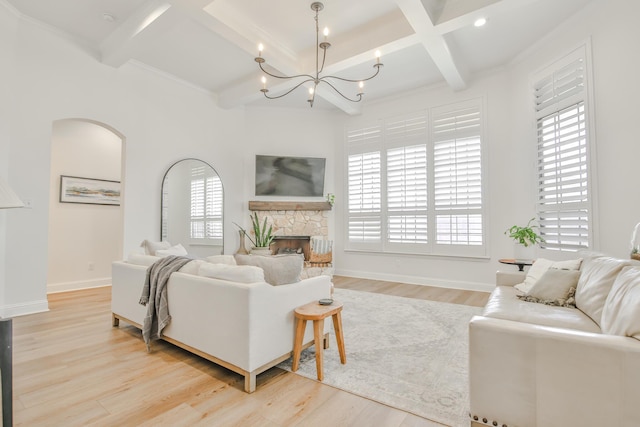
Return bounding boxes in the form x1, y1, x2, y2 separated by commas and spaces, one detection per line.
255, 2, 383, 107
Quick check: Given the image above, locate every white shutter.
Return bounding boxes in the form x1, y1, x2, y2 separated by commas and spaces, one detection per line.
191, 166, 223, 242
432, 102, 483, 247
347, 151, 381, 244
534, 47, 590, 251
386, 113, 428, 246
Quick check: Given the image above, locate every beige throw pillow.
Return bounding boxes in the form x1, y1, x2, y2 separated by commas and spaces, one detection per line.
518, 268, 580, 307
235, 254, 303, 286
514, 258, 582, 293
140, 240, 171, 256
601, 266, 640, 340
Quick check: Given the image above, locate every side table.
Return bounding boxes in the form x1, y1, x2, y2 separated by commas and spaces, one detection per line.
499, 258, 533, 272
292, 300, 346, 381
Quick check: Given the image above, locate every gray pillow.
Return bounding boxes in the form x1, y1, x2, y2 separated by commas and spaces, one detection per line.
234, 254, 303, 286
518, 268, 580, 307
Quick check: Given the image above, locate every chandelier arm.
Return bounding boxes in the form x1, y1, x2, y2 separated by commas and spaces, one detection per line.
318, 47, 327, 75
262, 78, 316, 100
319, 64, 382, 84
258, 62, 315, 81
320, 80, 363, 103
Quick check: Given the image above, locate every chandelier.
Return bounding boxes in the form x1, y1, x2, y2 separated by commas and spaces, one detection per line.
255, 1, 383, 107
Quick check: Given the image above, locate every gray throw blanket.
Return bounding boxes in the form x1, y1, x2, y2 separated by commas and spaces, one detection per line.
139, 255, 191, 350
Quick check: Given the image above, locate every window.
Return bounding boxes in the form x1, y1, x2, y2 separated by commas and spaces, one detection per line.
346, 99, 485, 256
533, 45, 594, 251
190, 166, 223, 243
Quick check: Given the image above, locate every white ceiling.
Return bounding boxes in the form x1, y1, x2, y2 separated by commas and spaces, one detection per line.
5, 0, 593, 115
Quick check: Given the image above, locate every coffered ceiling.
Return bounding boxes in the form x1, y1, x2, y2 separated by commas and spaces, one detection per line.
4, 0, 593, 114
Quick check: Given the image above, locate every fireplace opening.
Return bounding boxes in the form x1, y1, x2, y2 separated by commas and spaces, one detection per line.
271, 236, 310, 260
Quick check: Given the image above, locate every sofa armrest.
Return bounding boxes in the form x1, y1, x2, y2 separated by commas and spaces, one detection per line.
495, 270, 525, 286
469, 315, 640, 427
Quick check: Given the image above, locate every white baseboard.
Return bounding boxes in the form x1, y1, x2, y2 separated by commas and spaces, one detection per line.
0, 299, 49, 318
47, 277, 112, 294
334, 268, 495, 293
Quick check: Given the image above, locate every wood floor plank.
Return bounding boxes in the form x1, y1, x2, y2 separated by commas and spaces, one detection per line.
12, 276, 489, 426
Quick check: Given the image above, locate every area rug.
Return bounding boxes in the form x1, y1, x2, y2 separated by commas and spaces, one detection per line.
278, 288, 482, 427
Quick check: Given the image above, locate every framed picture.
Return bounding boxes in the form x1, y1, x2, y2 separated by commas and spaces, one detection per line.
59, 175, 121, 206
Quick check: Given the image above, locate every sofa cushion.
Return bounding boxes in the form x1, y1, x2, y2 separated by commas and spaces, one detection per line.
575, 256, 631, 326
601, 266, 640, 340
514, 258, 582, 293
519, 268, 580, 307
483, 286, 600, 333
140, 240, 171, 256
234, 254, 303, 286
198, 263, 265, 284
205, 255, 237, 265
156, 243, 188, 257
127, 253, 161, 267
178, 259, 205, 275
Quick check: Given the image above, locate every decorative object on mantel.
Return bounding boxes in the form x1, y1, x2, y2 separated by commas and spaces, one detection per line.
505, 218, 544, 260
326, 193, 335, 206
254, 2, 383, 107
631, 222, 640, 261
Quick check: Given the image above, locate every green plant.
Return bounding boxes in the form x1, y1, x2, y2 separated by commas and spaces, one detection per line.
505, 218, 544, 247
235, 212, 274, 248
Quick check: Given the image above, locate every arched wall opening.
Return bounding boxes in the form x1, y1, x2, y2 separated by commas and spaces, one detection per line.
47, 119, 125, 293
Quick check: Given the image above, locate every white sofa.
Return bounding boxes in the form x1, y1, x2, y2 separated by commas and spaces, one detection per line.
111, 258, 332, 393
469, 255, 640, 427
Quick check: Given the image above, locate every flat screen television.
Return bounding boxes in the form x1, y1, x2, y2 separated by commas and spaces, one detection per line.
255, 155, 326, 197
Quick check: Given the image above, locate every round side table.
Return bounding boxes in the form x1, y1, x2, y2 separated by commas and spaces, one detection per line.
292, 300, 346, 381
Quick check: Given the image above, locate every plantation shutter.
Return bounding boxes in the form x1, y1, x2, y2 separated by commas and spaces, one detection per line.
347, 124, 382, 248
191, 166, 223, 241
386, 113, 428, 246
432, 101, 483, 247
534, 48, 590, 251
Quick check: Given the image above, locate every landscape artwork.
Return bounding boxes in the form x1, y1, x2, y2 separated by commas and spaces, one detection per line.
59, 175, 121, 206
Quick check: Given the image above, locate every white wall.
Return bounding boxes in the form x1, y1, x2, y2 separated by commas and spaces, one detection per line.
47, 119, 123, 292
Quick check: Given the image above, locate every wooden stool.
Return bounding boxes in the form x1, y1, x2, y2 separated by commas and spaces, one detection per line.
292, 300, 346, 381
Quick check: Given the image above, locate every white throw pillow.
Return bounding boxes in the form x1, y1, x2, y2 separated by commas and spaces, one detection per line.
575, 256, 631, 326
514, 258, 554, 293
127, 253, 161, 267
519, 268, 580, 306
601, 266, 640, 340
514, 258, 582, 293
198, 263, 265, 284
156, 243, 188, 257
140, 239, 171, 256
235, 254, 303, 286
204, 255, 237, 265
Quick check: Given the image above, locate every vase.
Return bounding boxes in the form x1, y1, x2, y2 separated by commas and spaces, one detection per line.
251, 246, 272, 256
514, 243, 535, 262
235, 230, 249, 255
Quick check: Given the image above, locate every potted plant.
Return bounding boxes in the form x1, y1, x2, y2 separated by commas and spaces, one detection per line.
235, 212, 274, 256
505, 218, 544, 260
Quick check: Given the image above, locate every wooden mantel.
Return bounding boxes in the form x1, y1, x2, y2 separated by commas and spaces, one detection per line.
248, 201, 332, 211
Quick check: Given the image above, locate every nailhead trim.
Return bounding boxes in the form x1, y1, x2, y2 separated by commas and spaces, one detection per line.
468, 414, 508, 427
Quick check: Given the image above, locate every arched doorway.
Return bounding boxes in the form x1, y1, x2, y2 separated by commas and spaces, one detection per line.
46, 119, 125, 293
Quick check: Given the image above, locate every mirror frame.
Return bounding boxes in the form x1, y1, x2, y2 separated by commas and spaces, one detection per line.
160, 158, 224, 255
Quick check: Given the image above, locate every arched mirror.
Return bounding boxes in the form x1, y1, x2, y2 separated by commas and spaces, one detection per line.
161, 159, 224, 256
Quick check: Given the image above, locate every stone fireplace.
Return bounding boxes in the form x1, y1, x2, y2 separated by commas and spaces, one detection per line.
248, 201, 334, 276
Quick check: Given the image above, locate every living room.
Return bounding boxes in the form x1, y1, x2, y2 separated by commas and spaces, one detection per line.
1, 0, 639, 425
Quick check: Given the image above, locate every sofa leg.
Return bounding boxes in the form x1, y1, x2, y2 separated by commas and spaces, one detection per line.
112, 314, 119, 327
244, 372, 256, 393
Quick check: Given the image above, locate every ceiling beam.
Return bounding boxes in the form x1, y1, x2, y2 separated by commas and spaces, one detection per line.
434, 0, 540, 35
100, 0, 181, 68
395, 0, 468, 91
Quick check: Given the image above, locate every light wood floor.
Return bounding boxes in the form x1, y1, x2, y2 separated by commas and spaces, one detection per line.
12, 276, 489, 427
